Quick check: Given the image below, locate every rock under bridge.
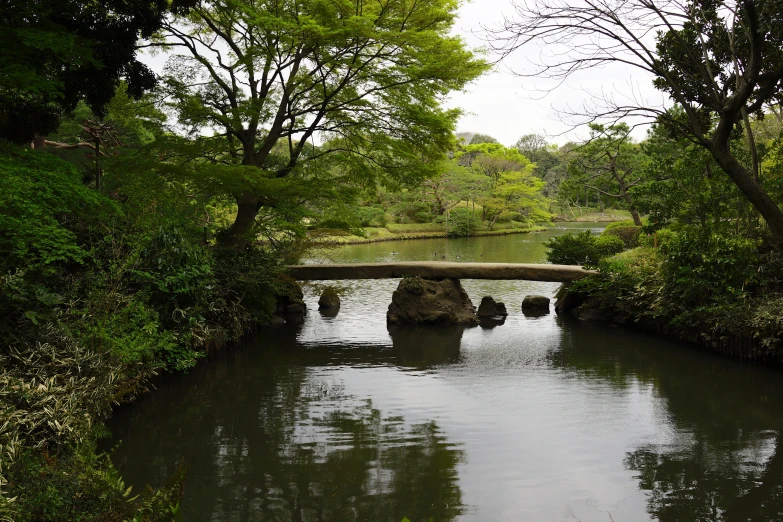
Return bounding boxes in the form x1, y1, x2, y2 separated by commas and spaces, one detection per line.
287, 262, 595, 282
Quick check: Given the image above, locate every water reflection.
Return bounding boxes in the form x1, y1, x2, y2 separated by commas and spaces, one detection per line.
109, 229, 783, 521
109, 334, 465, 522
388, 324, 466, 369
552, 321, 783, 521
478, 317, 506, 329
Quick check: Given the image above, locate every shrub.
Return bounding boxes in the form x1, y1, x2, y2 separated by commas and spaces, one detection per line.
356, 205, 387, 227
660, 231, 759, 308
546, 230, 625, 268
602, 225, 642, 247
447, 208, 481, 237
390, 201, 435, 224
638, 227, 678, 249
0, 144, 113, 277
603, 219, 638, 231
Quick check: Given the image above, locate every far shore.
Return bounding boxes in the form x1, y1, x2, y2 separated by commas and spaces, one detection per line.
319, 225, 547, 245
552, 209, 634, 222
312, 210, 630, 246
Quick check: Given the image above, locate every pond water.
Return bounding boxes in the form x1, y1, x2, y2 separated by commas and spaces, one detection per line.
108, 223, 783, 521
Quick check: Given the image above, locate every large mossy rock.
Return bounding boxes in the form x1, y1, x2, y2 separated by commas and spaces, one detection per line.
387, 277, 479, 325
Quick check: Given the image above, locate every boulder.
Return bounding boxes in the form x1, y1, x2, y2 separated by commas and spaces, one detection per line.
319, 305, 340, 318
387, 277, 479, 325
269, 315, 286, 326
477, 296, 508, 318
276, 277, 307, 316
577, 306, 606, 322
318, 288, 341, 309
522, 295, 550, 312
285, 303, 306, 315
554, 290, 584, 314
575, 297, 612, 322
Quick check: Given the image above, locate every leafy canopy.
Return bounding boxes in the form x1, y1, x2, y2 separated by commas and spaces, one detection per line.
0, 0, 195, 143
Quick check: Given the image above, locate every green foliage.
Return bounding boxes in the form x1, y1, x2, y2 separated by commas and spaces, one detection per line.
8, 449, 130, 522
447, 208, 482, 237
546, 230, 626, 267
7, 445, 186, 522
635, 117, 743, 232
660, 231, 759, 309
602, 225, 642, 247
0, 0, 195, 142
565, 236, 783, 357
469, 133, 498, 144
357, 205, 387, 227
0, 325, 180, 522
390, 200, 436, 224
161, 0, 488, 245
565, 123, 647, 225
0, 145, 111, 276
0, 138, 286, 515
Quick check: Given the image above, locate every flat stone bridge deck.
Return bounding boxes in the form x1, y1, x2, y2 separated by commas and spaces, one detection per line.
287, 262, 595, 282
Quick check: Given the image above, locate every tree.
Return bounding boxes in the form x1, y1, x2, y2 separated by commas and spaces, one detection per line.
457, 143, 552, 227
469, 133, 499, 145
568, 123, 647, 226
515, 133, 548, 158
496, 0, 783, 250
636, 119, 744, 231
0, 0, 194, 144
481, 167, 550, 228
157, 0, 487, 250
421, 161, 488, 216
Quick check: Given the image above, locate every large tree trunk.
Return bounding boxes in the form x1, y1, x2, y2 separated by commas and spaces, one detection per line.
223, 192, 263, 251
629, 208, 642, 227
711, 145, 783, 251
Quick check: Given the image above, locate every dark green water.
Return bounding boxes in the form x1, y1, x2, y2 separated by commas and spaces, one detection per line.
108, 224, 783, 521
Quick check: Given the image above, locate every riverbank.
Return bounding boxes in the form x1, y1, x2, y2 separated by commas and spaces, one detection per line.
555, 244, 783, 364
321, 223, 547, 244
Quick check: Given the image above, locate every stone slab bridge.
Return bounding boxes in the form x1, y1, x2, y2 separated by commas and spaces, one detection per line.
287, 262, 595, 282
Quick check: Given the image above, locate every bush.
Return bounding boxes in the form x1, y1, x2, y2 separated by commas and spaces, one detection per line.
390, 201, 435, 224
603, 219, 638, 231
0, 145, 113, 277
639, 227, 677, 249
546, 230, 625, 267
447, 208, 481, 237
660, 231, 759, 308
356, 205, 387, 227
602, 225, 642, 247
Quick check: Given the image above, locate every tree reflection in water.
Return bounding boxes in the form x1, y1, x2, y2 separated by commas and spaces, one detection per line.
553, 318, 783, 522
109, 325, 465, 522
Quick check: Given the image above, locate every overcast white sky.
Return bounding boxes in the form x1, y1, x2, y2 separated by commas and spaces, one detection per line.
448, 0, 665, 146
